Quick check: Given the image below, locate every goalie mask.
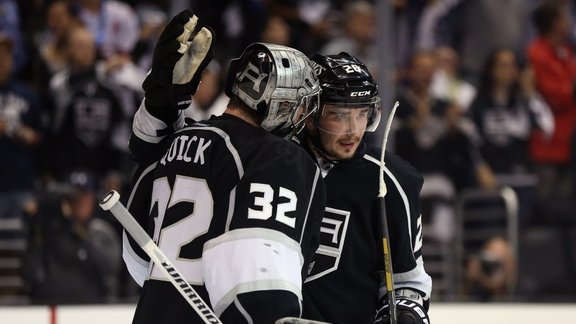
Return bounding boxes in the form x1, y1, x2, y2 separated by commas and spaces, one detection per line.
310, 52, 381, 135
225, 43, 320, 137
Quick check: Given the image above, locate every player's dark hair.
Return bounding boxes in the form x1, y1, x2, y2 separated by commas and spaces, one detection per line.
228, 95, 263, 124
532, 1, 563, 35
476, 47, 522, 107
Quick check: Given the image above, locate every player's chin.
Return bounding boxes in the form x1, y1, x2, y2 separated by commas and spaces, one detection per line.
333, 145, 357, 159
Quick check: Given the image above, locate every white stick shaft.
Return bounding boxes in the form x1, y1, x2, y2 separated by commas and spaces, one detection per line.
378, 101, 400, 324
379, 101, 399, 198
99, 191, 221, 324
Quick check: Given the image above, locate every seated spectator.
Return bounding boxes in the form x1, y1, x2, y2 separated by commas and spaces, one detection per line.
23, 171, 121, 304
463, 236, 517, 301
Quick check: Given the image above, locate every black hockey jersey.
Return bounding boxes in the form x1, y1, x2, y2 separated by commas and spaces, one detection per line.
302, 143, 432, 324
124, 112, 325, 324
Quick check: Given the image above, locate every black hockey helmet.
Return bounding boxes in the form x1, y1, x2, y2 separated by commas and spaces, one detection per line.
309, 52, 381, 133
224, 42, 320, 137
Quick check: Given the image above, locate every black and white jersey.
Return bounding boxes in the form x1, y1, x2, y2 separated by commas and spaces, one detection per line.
123, 107, 325, 324
302, 143, 432, 324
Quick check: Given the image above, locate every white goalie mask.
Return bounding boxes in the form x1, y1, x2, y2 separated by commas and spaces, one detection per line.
225, 43, 321, 137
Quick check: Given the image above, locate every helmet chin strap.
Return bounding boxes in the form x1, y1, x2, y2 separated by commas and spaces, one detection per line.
306, 120, 341, 170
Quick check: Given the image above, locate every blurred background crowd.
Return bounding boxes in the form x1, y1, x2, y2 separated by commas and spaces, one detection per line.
0, 0, 575, 306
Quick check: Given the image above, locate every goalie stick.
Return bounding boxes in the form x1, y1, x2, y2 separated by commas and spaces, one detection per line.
100, 190, 331, 324
378, 101, 400, 324
99, 190, 222, 324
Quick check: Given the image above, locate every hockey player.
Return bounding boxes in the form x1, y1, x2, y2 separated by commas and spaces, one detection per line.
300, 53, 432, 324
121, 10, 326, 323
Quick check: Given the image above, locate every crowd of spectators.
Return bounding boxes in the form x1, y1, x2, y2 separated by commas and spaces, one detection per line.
0, 0, 575, 304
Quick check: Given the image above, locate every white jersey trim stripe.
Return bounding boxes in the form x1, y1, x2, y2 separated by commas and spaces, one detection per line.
234, 297, 254, 324
122, 231, 149, 287
364, 154, 413, 251
225, 187, 237, 232
127, 162, 157, 209
122, 162, 157, 286
132, 100, 185, 143
203, 228, 304, 316
300, 166, 321, 244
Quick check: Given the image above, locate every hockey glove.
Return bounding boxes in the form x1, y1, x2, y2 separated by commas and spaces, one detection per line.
142, 9, 214, 123
374, 289, 430, 324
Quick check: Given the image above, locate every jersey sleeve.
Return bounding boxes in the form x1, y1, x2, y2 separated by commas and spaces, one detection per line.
380, 152, 432, 301
122, 160, 158, 286
123, 99, 187, 284
202, 142, 325, 321
129, 99, 185, 162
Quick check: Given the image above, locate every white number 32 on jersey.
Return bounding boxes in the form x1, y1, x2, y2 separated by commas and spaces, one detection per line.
248, 183, 298, 228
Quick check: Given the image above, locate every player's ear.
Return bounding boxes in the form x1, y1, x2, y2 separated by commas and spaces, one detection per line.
305, 116, 315, 131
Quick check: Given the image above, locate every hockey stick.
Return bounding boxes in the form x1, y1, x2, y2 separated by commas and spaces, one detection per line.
378, 101, 399, 324
99, 190, 222, 324
100, 191, 327, 324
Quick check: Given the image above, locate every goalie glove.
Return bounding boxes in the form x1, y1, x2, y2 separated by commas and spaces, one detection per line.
374, 289, 430, 324
142, 9, 214, 123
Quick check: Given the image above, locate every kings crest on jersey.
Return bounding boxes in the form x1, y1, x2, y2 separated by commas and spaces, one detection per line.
300, 142, 432, 324
306, 207, 350, 281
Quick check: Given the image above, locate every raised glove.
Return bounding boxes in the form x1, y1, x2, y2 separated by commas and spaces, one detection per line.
142, 9, 214, 123
374, 289, 430, 324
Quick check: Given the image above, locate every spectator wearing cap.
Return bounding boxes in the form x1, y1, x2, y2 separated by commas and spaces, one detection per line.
23, 171, 121, 304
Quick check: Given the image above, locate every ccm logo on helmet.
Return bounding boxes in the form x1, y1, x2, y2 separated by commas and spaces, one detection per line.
350, 91, 371, 97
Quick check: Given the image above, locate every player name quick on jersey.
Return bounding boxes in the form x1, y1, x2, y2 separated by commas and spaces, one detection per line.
160, 134, 212, 166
